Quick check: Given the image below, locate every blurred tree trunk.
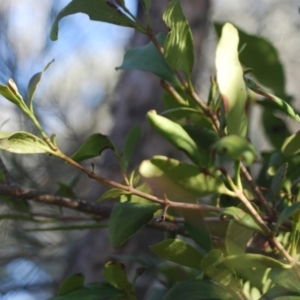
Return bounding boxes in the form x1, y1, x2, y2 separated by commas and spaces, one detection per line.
64, 0, 210, 297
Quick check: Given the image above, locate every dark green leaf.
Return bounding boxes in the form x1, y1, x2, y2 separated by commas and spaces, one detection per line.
0, 131, 52, 154
150, 239, 203, 270
275, 202, 300, 232
220, 207, 264, 234
215, 23, 248, 137
116, 33, 178, 84
109, 202, 160, 247
97, 188, 129, 202
147, 111, 203, 166
58, 273, 84, 296
270, 163, 288, 203
184, 220, 212, 254
27, 60, 54, 109
215, 23, 285, 94
260, 286, 300, 300
212, 135, 257, 165
50, 0, 139, 41
162, 0, 194, 78
49, 283, 126, 300
163, 279, 236, 300
121, 126, 140, 171
139, 156, 230, 202
103, 262, 135, 298
282, 131, 300, 156
71, 133, 116, 162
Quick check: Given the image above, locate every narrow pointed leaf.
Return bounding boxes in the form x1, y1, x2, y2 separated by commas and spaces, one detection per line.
270, 163, 288, 202
71, 133, 116, 162
116, 33, 178, 84
147, 111, 203, 166
97, 188, 129, 202
216, 23, 248, 137
162, 0, 194, 78
27, 60, 54, 108
150, 239, 203, 270
109, 202, 160, 247
275, 202, 300, 232
0, 131, 52, 154
51, 0, 138, 41
163, 279, 236, 300
220, 207, 264, 234
58, 274, 84, 296
282, 131, 300, 156
121, 126, 140, 171
212, 135, 257, 165
139, 156, 230, 202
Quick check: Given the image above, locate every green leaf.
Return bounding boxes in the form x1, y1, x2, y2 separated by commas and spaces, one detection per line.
275, 202, 300, 232
109, 202, 160, 247
282, 131, 300, 156
121, 126, 140, 171
163, 279, 236, 300
103, 262, 135, 298
215, 23, 285, 94
270, 163, 288, 202
220, 207, 264, 234
97, 188, 129, 202
184, 220, 212, 254
0, 131, 52, 154
162, 0, 194, 78
0, 80, 24, 106
201, 249, 236, 286
58, 273, 84, 296
212, 135, 257, 165
116, 33, 178, 85
139, 156, 230, 202
215, 23, 248, 137
27, 60, 54, 110
150, 239, 203, 270
247, 79, 300, 123
270, 268, 300, 294
49, 283, 126, 300
147, 111, 203, 166
225, 217, 254, 255
221, 254, 290, 270
260, 286, 300, 300
50, 0, 139, 41
71, 133, 116, 162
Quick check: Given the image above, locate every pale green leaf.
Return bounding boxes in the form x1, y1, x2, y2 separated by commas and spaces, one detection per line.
97, 188, 129, 202
216, 23, 248, 137
282, 131, 300, 156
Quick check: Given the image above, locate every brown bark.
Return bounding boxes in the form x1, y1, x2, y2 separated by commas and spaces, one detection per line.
63, 0, 210, 297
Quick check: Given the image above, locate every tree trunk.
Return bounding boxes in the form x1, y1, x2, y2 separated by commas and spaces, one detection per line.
63, 0, 210, 297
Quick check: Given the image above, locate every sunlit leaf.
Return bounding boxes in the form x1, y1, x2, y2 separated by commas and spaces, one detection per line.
103, 262, 135, 298
27, 60, 54, 110
116, 33, 178, 85
220, 207, 264, 234
121, 126, 140, 171
0, 131, 52, 154
150, 239, 203, 270
212, 135, 257, 165
97, 188, 129, 202
0, 81, 24, 106
215, 23, 248, 137
215, 23, 285, 94
282, 131, 300, 156
109, 202, 160, 247
162, 0, 194, 78
163, 279, 236, 300
139, 156, 230, 202
147, 111, 203, 166
71, 133, 117, 162
58, 273, 84, 296
50, 0, 139, 41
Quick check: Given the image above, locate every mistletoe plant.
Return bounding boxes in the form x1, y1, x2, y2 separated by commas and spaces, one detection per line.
1, 0, 300, 299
